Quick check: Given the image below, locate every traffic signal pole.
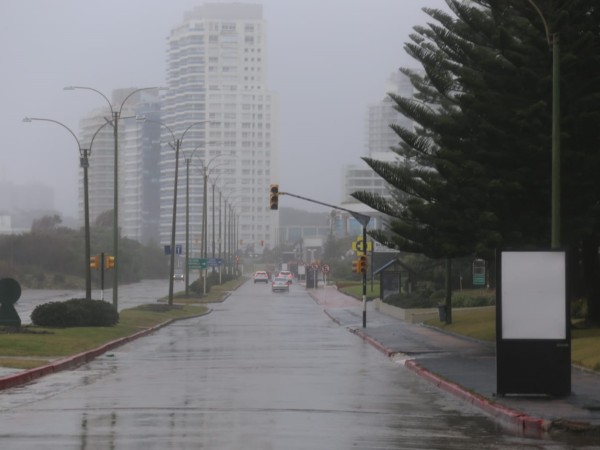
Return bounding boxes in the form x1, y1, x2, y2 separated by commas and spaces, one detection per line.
274, 190, 371, 327
100, 252, 105, 301
362, 224, 367, 328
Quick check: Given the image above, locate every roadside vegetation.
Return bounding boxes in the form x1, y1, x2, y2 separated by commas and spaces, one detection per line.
0, 213, 166, 289
0, 277, 245, 371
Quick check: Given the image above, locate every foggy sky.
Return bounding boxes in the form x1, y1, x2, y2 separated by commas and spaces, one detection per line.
1, 0, 448, 218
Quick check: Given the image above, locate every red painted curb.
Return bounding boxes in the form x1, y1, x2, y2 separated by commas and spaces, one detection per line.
404, 360, 550, 435
0, 319, 175, 392
347, 326, 550, 436
351, 329, 395, 357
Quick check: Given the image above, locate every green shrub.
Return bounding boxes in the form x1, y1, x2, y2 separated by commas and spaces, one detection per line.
31, 299, 119, 327
383, 289, 495, 309
430, 289, 446, 301
452, 290, 495, 308
571, 298, 587, 319
189, 278, 211, 295
384, 293, 438, 309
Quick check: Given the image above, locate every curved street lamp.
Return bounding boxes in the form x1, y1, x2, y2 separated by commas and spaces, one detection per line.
181, 143, 208, 296
64, 86, 158, 308
141, 119, 210, 305
196, 155, 228, 292
22, 117, 109, 300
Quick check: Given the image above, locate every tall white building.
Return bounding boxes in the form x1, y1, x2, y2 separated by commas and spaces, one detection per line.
163, 3, 279, 258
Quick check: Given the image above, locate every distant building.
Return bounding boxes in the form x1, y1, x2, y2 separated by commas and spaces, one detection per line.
163, 3, 279, 257
121, 91, 162, 244
0, 182, 56, 234
0, 181, 55, 213
340, 71, 415, 236
0, 215, 12, 234
278, 207, 331, 246
342, 71, 414, 205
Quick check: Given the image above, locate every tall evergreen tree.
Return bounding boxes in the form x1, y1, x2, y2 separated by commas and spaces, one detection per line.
354, 0, 600, 321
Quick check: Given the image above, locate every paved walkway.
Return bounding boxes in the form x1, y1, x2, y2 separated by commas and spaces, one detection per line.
307, 285, 600, 437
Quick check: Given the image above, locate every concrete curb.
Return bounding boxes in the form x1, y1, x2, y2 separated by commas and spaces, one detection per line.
404, 360, 550, 436
349, 327, 550, 436
349, 328, 396, 357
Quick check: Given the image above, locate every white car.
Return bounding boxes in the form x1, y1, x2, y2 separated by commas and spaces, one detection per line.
278, 270, 293, 284
253, 271, 269, 283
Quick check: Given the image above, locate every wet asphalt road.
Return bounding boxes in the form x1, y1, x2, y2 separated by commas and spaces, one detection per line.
0, 280, 594, 449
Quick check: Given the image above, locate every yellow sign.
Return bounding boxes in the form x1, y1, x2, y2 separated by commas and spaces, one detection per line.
351, 238, 372, 253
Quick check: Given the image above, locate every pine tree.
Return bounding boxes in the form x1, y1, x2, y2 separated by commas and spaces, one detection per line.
353, 0, 600, 321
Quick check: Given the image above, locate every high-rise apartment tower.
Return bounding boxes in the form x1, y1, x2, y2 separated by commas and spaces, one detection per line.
163, 3, 279, 259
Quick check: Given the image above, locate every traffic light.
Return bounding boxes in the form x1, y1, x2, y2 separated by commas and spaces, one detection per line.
352, 259, 360, 273
105, 255, 115, 270
90, 255, 100, 270
359, 255, 367, 274
269, 184, 279, 210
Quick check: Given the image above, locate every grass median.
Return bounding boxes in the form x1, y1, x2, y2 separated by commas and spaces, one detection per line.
0, 277, 247, 371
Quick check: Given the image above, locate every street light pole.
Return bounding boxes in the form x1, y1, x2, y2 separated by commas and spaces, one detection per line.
185, 156, 191, 297
140, 119, 209, 305
23, 117, 109, 301
64, 86, 158, 308
169, 138, 182, 305
526, 0, 560, 248
197, 155, 226, 285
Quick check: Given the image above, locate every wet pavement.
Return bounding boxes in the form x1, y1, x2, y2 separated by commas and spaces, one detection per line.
307, 284, 600, 438
3, 281, 598, 448
0, 280, 599, 447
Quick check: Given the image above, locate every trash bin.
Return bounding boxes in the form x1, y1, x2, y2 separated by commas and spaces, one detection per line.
438, 304, 447, 322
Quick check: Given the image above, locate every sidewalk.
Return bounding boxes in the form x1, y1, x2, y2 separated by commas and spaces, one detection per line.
306, 285, 600, 437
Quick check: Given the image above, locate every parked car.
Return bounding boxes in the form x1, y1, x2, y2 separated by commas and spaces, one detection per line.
253, 271, 270, 283
271, 276, 290, 292
278, 270, 293, 283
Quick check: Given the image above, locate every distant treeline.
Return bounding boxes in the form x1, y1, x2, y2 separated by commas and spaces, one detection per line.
0, 215, 166, 289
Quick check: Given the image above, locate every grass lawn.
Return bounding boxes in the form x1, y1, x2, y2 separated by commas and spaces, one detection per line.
0, 277, 246, 371
0, 304, 208, 369
337, 282, 380, 300
425, 307, 600, 372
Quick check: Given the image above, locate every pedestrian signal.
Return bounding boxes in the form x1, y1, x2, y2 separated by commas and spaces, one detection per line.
269, 184, 279, 210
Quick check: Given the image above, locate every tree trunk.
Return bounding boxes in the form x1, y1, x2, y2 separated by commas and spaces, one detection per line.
581, 237, 600, 324
445, 257, 452, 324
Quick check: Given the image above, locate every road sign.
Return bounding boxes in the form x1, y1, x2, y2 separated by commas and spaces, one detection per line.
321, 264, 330, 274
207, 258, 223, 267
351, 238, 372, 253
188, 258, 207, 269
165, 244, 184, 256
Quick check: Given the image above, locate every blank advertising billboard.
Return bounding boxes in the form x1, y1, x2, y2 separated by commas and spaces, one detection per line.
500, 251, 566, 340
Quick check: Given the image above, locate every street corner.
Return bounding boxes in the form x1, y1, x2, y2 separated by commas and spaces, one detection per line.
350, 327, 396, 357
